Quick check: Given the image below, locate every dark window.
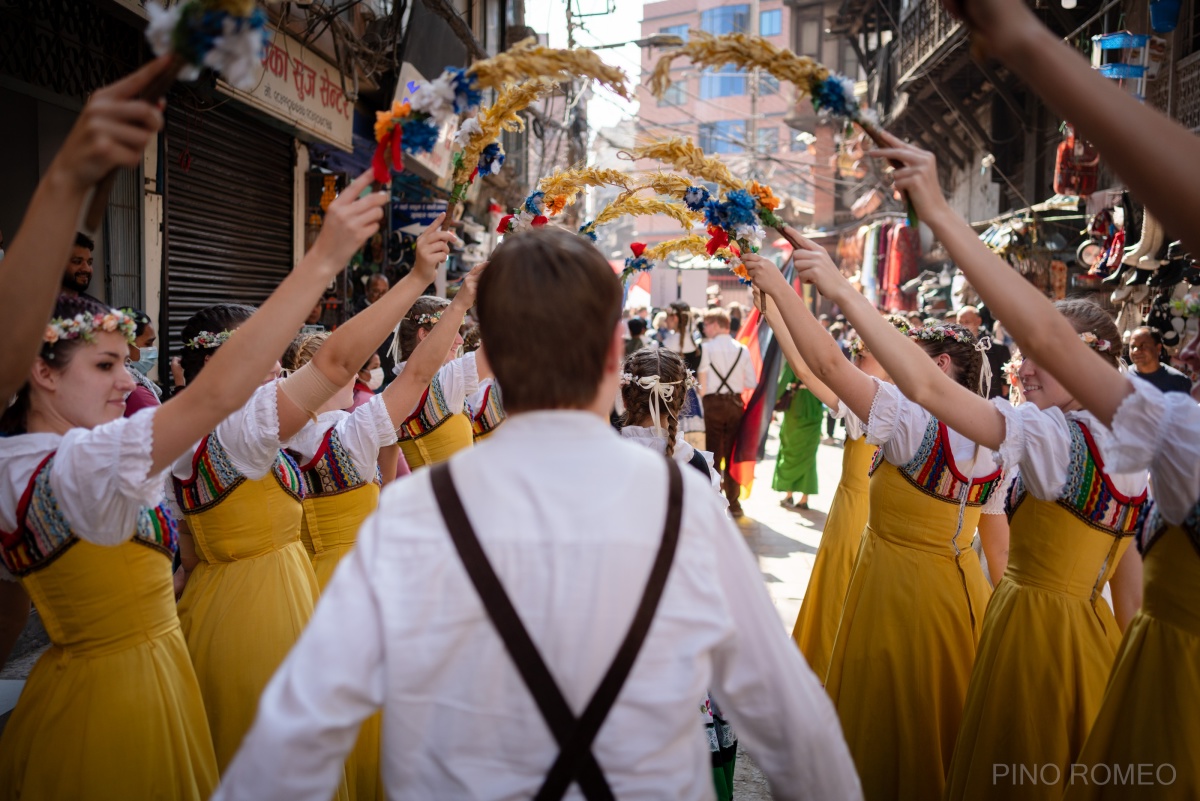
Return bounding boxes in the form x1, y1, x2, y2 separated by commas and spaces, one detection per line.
698, 120, 746, 154
700, 5, 749, 35
658, 79, 687, 106
700, 68, 747, 98
760, 9, 782, 36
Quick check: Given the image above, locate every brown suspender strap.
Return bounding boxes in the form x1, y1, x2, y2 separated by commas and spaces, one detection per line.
430, 459, 684, 801
712, 349, 743, 395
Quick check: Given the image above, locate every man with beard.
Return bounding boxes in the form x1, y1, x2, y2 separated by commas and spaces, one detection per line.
62, 232, 95, 297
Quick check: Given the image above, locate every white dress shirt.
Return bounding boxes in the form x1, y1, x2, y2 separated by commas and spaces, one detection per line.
284, 394, 399, 473
214, 410, 862, 801
833, 401, 866, 441
1106, 378, 1200, 524
698, 334, 757, 396
171, 379, 282, 482
394, 350, 479, 415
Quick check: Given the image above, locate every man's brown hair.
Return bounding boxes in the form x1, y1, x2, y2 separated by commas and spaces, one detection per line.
477, 227, 621, 412
703, 308, 731, 329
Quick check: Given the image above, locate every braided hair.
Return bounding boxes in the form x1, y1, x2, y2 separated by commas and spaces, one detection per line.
909, 322, 984, 395
618, 346, 690, 458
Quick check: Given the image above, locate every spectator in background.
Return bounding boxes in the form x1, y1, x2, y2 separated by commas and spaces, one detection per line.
907, 311, 924, 330
727, 302, 744, 338
652, 310, 669, 346
121, 307, 162, 416
355, 273, 389, 315
699, 308, 757, 516
625, 317, 655, 356
62, 232, 94, 298
1128, 326, 1192, 393
351, 353, 384, 410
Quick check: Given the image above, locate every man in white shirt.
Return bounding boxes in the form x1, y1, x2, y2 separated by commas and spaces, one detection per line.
213, 228, 861, 801
698, 308, 758, 516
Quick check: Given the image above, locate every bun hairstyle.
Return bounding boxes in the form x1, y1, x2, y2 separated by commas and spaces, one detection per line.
618, 347, 690, 458
395, 296, 451, 363
908, 322, 984, 395
1055, 299, 1121, 370
1, 294, 120, 435
179, 303, 256, 384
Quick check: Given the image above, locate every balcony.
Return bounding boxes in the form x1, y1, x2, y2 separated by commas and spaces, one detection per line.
893, 0, 964, 87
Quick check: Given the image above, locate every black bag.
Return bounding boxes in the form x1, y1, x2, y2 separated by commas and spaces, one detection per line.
774, 381, 799, 413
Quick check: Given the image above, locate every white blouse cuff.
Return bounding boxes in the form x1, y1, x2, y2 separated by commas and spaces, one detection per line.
1106, 378, 1169, 474
864, 379, 900, 446
362, 394, 400, 447
989, 398, 1026, 470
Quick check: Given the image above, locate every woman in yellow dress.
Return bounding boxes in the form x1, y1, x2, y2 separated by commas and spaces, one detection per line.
746, 242, 1009, 801
0, 185, 368, 799
766, 307, 909, 683
169, 191, 449, 776
389, 296, 493, 467
279, 262, 477, 801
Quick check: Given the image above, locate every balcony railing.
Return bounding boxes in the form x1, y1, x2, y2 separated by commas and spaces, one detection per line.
894, 0, 962, 84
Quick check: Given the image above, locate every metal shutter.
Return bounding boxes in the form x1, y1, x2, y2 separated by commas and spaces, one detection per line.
163, 102, 294, 347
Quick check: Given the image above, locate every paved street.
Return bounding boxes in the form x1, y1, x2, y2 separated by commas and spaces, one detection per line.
729, 420, 844, 801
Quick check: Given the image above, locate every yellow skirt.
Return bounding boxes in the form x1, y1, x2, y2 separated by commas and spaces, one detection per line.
825, 462, 991, 801
0, 542, 218, 801
399, 413, 473, 470
1063, 525, 1200, 801
945, 498, 1130, 800
791, 435, 874, 682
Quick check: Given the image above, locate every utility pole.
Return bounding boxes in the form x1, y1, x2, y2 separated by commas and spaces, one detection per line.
564, 0, 587, 227
747, 0, 760, 181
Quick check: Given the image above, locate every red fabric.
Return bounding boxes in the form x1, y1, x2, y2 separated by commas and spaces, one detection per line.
123, 385, 160, 417
706, 225, 729, 255
373, 127, 403, 183
884, 224, 920, 311
729, 305, 766, 492
350, 381, 373, 411
496, 214, 514, 234
630, 242, 646, 257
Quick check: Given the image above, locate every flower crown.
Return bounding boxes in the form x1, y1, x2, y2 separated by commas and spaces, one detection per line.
412, 312, 443, 327
848, 337, 866, 361
908, 326, 976, 346
183, 330, 234, 350
1078, 331, 1113, 352
44, 310, 136, 347
619, 370, 699, 391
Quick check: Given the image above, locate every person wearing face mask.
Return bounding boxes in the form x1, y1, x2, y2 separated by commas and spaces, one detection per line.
351, 353, 385, 410
120, 307, 162, 416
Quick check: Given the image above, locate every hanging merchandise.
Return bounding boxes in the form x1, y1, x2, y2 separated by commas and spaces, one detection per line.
1053, 125, 1100, 197
1150, 0, 1182, 34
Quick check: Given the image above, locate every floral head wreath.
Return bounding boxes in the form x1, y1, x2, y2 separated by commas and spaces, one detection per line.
619, 369, 699, 433
44, 310, 137, 349
412, 312, 443, 327
183, 330, 234, 350
1078, 331, 1114, 352
908, 326, 993, 396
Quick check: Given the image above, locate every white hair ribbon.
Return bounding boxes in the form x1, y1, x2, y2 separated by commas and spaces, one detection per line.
631, 374, 683, 433
974, 336, 993, 397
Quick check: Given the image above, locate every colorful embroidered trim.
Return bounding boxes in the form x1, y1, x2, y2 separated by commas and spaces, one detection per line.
398, 375, 458, 441
1138, 500, 1200, 557
1057, 421, 1147, 536
470, 383, 507, 440
869, 416, 1003, 505
175, 434, 303, 513
294, 429, 369, 497
0, 453, 177, 576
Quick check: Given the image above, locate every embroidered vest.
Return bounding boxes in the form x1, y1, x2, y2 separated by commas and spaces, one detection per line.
398, 376, 459, 441
174, 433, 303, 514
0, 453, 177, 576
1006, 419, 1147, 535
869, 416, 1003, 505
1138, 499, 1200, 558
470, 383, 507, 441
291, 428, 379, 498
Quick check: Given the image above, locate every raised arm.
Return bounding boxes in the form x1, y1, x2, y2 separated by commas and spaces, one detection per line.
787, 226, 1006, 450
150, 170, 387, 474
949, 0, 1200, 257
761, 295, 840, 411
293, 214, 458, 437
1, 58, 168, 401
379, 262, 485, 425
742, 251, 874, 422
872, 132, 1132, 427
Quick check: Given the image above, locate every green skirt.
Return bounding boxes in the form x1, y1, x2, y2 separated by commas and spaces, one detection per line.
772, 386, 823, 495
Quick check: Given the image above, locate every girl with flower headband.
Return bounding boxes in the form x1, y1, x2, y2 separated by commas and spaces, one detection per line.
871, 117, 1184, 797
615, 346, 744, 799
762, 299, 911, 684
0, 170, 388, 799
166, 199, 455, 779
278, 260, 481, 801
744, 237, 1013, 801
386, 290, 495, 468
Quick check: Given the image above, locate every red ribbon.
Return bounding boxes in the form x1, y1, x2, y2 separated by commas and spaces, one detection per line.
372, 126, 404, 184
705, 225, 730, 256
630, 242, 646, 257
532, 215, 548, 227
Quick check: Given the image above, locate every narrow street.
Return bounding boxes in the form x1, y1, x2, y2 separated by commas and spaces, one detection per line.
730, 421, 844, 801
